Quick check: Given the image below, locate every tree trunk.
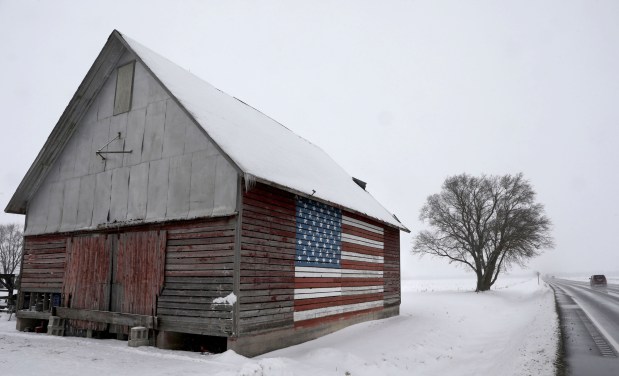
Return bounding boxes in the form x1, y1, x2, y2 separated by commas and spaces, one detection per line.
476, 272, 494, 292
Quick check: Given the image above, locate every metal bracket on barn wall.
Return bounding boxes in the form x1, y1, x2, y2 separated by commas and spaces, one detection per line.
96, 132, 132, 160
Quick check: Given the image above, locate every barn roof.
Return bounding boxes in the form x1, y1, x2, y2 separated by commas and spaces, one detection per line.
6, 30, 408, 232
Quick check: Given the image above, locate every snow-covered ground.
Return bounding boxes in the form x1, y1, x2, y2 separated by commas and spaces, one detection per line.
0, 277, 557, 376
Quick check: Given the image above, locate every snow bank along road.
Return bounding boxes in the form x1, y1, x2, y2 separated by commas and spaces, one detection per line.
0, 277, 557, 376
547, 278, 619, 375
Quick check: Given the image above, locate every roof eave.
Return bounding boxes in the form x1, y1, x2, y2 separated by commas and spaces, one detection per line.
249, 175, 410, 232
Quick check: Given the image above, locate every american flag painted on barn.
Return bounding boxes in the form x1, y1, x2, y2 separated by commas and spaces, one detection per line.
294, 196, 385, 324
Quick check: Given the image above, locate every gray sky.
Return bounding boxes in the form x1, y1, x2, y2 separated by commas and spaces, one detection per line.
1, 0, 618, 278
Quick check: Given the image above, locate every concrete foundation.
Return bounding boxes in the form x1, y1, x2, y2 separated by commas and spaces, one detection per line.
128, 326, 149, 347
47, 316, 65, 336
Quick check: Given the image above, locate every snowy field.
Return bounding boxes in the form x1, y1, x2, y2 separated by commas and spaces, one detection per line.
0, 277, 557, 376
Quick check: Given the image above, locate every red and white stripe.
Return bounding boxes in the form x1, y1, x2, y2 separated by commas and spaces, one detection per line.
294, 214, 384, 324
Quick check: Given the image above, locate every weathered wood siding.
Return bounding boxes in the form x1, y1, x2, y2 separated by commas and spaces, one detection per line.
21, 236, 67, 292
25, 50, 237, 236
237, 183, 400, 337
238, 184, 296, 335
293, 208, 385, 328
156, 217, 236, 336
383, 226, 401, 307
62, 235, 110, 330
113, 231, 166, 316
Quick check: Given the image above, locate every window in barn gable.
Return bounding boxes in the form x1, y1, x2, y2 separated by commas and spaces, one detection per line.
113, 61, 135, 115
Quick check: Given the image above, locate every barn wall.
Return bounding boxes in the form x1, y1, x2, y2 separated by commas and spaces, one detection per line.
156, 216, 237, 336
383, 226, 401, 307
238, 184, 296, 335
19, 217, 235, 336
231, 183, 401, 355
21, 236, 67, 293
25, 51, 237, 236
235, 183, 399, 335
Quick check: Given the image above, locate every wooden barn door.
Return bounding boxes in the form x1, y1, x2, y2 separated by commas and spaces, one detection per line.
62, 234, 112, 331
109, 230, 166, 334
63, 230, 166, 334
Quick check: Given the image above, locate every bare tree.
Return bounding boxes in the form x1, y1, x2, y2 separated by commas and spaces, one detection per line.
0, 223, 23, 299
412, 173, 553, 291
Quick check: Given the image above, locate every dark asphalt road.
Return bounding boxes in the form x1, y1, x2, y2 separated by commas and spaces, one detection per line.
547, 278, 619, 376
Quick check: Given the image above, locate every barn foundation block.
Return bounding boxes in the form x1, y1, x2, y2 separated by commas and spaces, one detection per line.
47, 316, 65, 336
128, 326, 149, 347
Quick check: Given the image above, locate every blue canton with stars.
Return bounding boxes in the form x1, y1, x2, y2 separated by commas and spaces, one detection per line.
295, 196, 342, 269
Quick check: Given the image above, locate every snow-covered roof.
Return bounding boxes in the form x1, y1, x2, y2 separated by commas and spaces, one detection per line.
119, 33, 407, 231
5, 30, 407, 231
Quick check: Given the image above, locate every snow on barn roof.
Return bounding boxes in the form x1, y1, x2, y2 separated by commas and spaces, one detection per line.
6, 30, 408, 231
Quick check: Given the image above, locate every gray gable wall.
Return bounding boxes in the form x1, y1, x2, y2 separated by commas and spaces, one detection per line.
25, 51, 238, 235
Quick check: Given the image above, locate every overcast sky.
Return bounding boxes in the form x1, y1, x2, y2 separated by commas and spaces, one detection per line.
1, 0, 618, 278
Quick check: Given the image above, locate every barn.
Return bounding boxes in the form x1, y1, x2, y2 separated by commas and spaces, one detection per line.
5, 30, 409, 356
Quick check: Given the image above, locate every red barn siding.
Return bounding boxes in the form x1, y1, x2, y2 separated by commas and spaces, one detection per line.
383, 227, 401, 307
156, 217, 236, 336
62, 235, 110, 330
21, 237, 67, 292
294, 209, 386, 328
238, 184, 296, 334
114, 230, 166, 316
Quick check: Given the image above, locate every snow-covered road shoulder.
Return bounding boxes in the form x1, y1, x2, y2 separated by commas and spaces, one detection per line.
0, 277, 558, 376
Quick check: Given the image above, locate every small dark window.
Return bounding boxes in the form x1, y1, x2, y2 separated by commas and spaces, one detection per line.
113, 61, 135, 115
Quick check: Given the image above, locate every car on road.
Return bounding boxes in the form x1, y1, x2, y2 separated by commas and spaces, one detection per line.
589, 274, 607, 287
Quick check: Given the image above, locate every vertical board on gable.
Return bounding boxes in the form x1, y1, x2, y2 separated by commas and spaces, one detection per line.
127, 162, 149, 220
167, 154, 191, 218
60, 177, 80, 232
184, 117, 211, 154
73, 125, 95, 177
45, 181, 64, 234
92, 170, 112, 224
58, 133, 77, 178
97, 68, 116, 121
213, 155, 238, 216
109, 167, 130, 221
105, 113, 128, 170
188, 150, 217, 218
124, 108, 146, 166
89, 117, 110, 175
141, 100, 166, 162
25, 185, 49, 235
76, 174, 96, 229
162, 99, 187, 158
146, 158, 170, 220
131, 58, 169, 111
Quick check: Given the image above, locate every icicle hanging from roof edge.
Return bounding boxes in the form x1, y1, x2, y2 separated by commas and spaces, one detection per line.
244, 173, 257, 191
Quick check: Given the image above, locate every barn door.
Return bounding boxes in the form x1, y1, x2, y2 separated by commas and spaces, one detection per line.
62, 234, 112, 332
109, 230, 167, 334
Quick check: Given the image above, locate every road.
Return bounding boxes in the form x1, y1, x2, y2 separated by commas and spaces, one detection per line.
547, 278, 619, 375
